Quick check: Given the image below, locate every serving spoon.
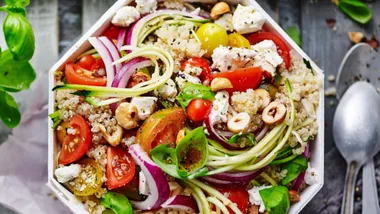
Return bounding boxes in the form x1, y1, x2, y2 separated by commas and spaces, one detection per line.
333, 81, 380, 214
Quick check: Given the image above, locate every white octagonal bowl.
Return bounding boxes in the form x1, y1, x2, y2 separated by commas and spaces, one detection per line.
47, 0, 325, 213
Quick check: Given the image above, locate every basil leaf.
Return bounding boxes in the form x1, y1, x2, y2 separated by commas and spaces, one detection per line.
0, 50, 35, 91
303, 58, 314, 75
285, 26, 302, 46
176, 127, 208, 178
338, 0, 372, 24
176, 84, 215, 109
5, 0, 30, 7
0, 87, 21, 128
49, 110, 62, 129
150, 144, 181, 178
281, 155, 308, 185
228, 133, 257, 147
259, 186, 290, 214
100, 192, 133, 214
4, 12, 35, 61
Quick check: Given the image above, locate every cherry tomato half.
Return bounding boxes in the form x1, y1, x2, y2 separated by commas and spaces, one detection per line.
103, 25, 121, 41
219, 188, 249, 214
106, 147, 136, 190
65, 63, 107, 86
77, 55, 97, 70
181, 57, 212, 81
91, 58, 105, 72
247, 32, 291, 69
186, 99, 212, 122
210, 66, 264, 93
136, 107, 186, 153
59, 114, 92, 165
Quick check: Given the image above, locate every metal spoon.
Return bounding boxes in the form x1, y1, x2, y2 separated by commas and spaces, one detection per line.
333, 81, 380, 214
336, 43, 380, 214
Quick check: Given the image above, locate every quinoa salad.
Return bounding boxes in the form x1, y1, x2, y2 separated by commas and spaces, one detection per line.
51, 1, 322, 214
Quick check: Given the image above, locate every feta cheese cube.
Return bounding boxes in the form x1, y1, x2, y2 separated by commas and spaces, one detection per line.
250, 40, 283, 76
175, 71, 202, 90
211, 46, 257, 72
209, 91, 230, 124
232, 4, 265, 34
136, 0, 157, 14
305, 163, 318, 185
54, 164, 81, 183
215, 14, 233, 32
112, 6, 141, 27
154, 79, 178, 101
247, 185, 272, 213
131, 97, 158, 120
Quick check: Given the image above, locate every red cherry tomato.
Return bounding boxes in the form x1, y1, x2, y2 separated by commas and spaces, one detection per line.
247, 32, 291, 69
210, 67, 264, 93
59, 114, 92, 165
186, 99, 212, 122
219, 188, 249, 214
103, 25, 121, 41
181, 57, 212, 81
91, 58, 105, 72
106, 147, 136, 190
77, 55, 97, 70
65, 63, 107, 86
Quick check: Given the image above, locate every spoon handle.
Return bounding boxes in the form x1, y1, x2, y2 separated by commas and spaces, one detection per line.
362, 158, 380, 214
341, 161, 360, 214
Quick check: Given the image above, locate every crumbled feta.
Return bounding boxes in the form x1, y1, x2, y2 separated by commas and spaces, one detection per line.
209, 91, 230, 124
55, 164, 81, 183
211, 46, 257, 72
66, 128, 77, 135
136, 0, 157, 14
175, 72, 202, 90
111, 6, 141, 27
121, 136, 136, 147
183, 64, 202, 76
215, 14, 233, 32
305, 163, 318, 185
139, 171, 150, 195
154, 79, 178, 101
232, 4, 265, 34
247, 185, 272, 213
131, 97, 158, 120
250, 40, 283, 76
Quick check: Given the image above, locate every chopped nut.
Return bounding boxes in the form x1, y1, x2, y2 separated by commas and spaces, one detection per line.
255, 89, 271, 111
227, 112, 251, 133
115, 102, 140, 130
127, 72, 151, 88
210, 2, 231, 20
211, 77, 233, 91
289, 190, 300, 203
348, 32, 364, 44
262, 101, 287, 125
99, 124, 123, 147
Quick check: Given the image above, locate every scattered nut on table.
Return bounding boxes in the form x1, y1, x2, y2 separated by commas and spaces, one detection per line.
115, 102, 140, 130
262, 101, 287, 125
348, 32, 364, 44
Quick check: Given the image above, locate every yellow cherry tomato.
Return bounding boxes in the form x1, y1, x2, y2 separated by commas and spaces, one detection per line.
228, 33, 251, 48
196, 23, 228, 58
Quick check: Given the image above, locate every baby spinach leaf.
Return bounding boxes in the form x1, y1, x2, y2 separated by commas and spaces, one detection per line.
0, 87, 21, 128
228, 133, 257, 147
4, 12, 35, 61
5, 0, 30, 7
281, 155, 308, 185
0, 50, 35, 91
259, 186, 290, 214
100, 192, 133, 214
176, 84, 215, 109
285, 26, 302, 46
338, 0, 372, 24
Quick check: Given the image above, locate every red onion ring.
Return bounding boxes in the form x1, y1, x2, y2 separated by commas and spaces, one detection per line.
161, 195, 198, 213
292, 143, 310, 191
256, 125, 269, 142
210, 168, 265, 182
98, 37, 122, 74
204, 117, 242, 150
116, 28, 128, 51
111, 58, 152, 88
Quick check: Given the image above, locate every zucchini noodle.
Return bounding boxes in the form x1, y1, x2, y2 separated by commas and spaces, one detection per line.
208, 139, 249, 156
181, 180, 211, 214
207, 197, 230, 214
260, 172, 278, 186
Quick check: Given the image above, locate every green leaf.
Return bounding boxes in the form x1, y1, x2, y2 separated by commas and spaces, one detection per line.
274, 75, 282, 85
259, 186, 290, 214
100, 192, 133, 214
303, 58, 314, 75
285, 78, 292, 94
176, 84, 215, 109
0, 50, 35, 91
4, 12, 35, 61
49, 110, 62, 129
227, 133, 257, 148
285, 26, 302, 46
0, 87, 21, 128
5, 0, 30, 7
150, 144, 182, 178
338, 0, 372, 24
176, 127, 208, 177
281, 155, 308, 185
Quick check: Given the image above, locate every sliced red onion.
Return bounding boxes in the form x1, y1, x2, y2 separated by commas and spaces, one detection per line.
129, 144, 170, 210
201, 176, 250, 188
161, 195, 198, 213
256, 125, 269, 142
98, 36, 122, 74
116, 28, 128, 51
204, 117, 242, 150
111, 58, 152, 88
292, 143, 310, 192
183, 0, 217, 3
88, 37, 115, 87
210, 168, 265, 182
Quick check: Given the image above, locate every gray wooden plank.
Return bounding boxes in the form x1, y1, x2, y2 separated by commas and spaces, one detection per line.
256, 0, 279, 23
278, 0, 301, 36
300, 1, 380, 213
82, 0, 117, 33
59, 0, 83, 52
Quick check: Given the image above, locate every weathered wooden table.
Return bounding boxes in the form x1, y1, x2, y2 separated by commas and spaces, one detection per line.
0, 0, 379, 213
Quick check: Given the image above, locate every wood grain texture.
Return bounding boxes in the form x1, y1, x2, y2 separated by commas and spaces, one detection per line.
59, 0, 82, 52
256, 0, 278, 22
82, 0, 117, 32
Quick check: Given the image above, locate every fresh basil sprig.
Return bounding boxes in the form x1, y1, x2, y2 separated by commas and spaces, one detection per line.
0, 0, 35, 128
337, 0, 372, 24
259, 186, 290, 214
281, 155, 308, 185
176, 84, 215, 109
